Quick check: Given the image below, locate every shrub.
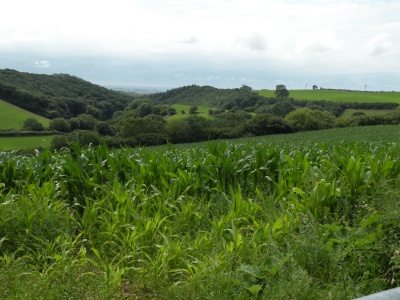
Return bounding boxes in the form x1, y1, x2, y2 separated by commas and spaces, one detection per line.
49, 118, 71, 133
95, 121, 114, 136
50, 134, 70, 150
22, 118, 44, 131
285, 108, 335, 131
70, 130, 101, 147
246, 114, 292, 135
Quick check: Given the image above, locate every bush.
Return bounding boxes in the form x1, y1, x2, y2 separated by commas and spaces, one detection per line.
189, 106, 198, 114
49, 118, 71, 133
351, 111, 366, 117
264, 101, 296, 117
95, 121, 114, 136
246, 114, 292, 136
285, 108, 335, 131
23, 118, 44, 131
50, 135, 70, 150
70, 130, 101, 147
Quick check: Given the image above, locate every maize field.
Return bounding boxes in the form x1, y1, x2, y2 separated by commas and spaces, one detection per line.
1, 127, 400, 299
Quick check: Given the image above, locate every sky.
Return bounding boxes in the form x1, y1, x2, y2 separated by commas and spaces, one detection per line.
1, 0, 400, 91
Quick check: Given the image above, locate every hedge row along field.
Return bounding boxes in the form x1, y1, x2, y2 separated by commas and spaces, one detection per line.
1, 131, 400, 299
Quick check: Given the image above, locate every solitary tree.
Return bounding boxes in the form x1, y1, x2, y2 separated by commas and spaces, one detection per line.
189, 106, 198, 114
313, 85, 318, 90
275, 85, 289, 99
23, 118, 44, 131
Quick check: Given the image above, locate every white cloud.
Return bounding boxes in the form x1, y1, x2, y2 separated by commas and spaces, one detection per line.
236, 33, 268, 51
294, 29, 342, 54
365, 34, 393, 55
1, 0, 400, 90
34, 60, 51, 68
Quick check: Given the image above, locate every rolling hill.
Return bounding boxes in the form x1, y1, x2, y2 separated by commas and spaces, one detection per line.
0, 69, 134, 119
144, 84, 264, 109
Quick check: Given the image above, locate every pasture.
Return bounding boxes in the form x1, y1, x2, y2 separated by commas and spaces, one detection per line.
0, 99, 50, 130
1, 124, 400, 298
257, 89, 400, 103
0, 135, 52, 150
168, 104, 212, 121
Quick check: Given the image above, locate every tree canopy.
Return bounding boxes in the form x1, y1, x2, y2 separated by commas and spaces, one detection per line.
275, 85, 289, 99
0, 69, 134, 119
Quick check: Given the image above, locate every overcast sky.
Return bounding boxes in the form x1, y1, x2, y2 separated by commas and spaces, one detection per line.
1, 0, 400, 91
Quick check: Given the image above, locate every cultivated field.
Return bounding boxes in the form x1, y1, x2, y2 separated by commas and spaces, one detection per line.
257, 89, 400, 103
1, 125, 400, 299
0, 99, 50, 130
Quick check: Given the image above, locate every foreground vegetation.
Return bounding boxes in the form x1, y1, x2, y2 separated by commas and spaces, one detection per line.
1, 125, 400, 299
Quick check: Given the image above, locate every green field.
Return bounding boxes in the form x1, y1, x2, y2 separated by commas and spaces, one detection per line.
257, 89, 400, 103
1, 124, 399, 151
0, 99, 51, 130
337, 109, 394, 120
168, 104, 212, 121
161, 124, 400, 150
0, 135, 52, 150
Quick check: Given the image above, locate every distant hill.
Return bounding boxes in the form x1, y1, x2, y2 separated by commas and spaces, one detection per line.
0, 69, 134, 119
257, 89, 400, 104
0, 99, 50, 130
144, 85, 265, 110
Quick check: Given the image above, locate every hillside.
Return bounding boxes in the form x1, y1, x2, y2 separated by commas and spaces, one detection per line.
0, 99, 50, 130
144, 84, 265, 110
0, 69, 134, 119
257, 89, 400, 103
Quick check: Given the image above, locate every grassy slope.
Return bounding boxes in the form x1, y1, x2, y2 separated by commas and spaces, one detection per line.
257, 89, 400, 103
0, 99, 51, 130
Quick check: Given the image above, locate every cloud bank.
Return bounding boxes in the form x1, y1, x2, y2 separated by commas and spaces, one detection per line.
1, 0, 400, 90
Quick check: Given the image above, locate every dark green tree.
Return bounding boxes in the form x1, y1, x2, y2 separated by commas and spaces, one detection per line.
95, 121, 114, 136
246, 114, 292, 135
189, 106, 198, 114
50, 135, 70, 150
285, 108, 335, 131
22, 118, 44, 131
85, 105, 102, 119
167, 107, 177, 116
76, 113, 98, 130
264, 101, 295, 117
49, 118, 71, 133
119, 115, 167, 146
275, 85, 289, 99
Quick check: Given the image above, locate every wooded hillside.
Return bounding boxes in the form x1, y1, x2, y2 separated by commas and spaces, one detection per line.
0, 69, 134, 119
145, 84, 265, 110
